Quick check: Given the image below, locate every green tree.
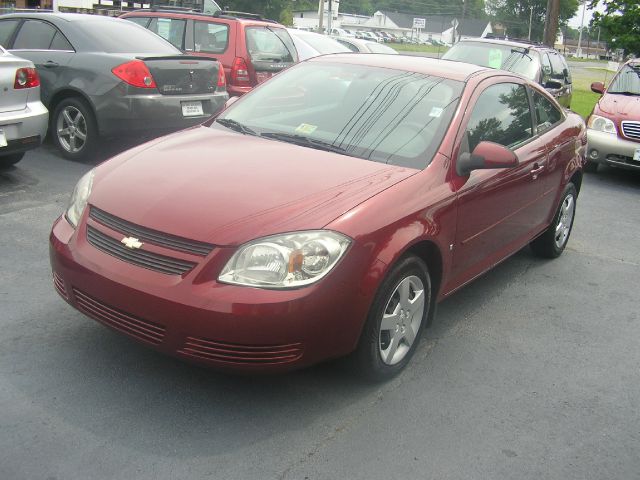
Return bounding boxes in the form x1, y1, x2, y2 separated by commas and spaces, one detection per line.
487, 0, 579, 42
589, 0, 640, 55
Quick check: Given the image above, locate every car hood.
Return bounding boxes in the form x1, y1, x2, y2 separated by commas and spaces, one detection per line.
90, 126, 417, 246
595, 92, 640, 121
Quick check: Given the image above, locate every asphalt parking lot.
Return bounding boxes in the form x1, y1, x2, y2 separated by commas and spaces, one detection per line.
1, 143, 639, 479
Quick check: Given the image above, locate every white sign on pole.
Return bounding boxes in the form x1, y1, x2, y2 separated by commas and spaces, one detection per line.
413, 18, 426, 29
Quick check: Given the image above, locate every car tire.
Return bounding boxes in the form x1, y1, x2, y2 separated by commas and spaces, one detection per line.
530, 183, 577, 259
51, 97, 97, 161
0, 152, 24, 169
353, 255, 431, 382
584, 161, 598, 173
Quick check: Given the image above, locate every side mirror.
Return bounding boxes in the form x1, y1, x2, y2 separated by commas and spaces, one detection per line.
457, 141, 519, 176
590, 81, 605, 94
224, 96, 240, 109
545, 79, 563, 89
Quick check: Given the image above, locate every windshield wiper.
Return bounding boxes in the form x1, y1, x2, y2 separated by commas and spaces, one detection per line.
260, 132, 353, 156
607, 91, 640, 96
215, 118, 259, 136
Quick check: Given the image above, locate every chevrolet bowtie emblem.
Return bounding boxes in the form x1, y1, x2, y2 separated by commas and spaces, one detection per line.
121, 236, 143, 249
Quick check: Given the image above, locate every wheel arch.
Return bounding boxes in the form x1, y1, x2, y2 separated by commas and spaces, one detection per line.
569, 169, 583, 195
47, 88, 96, 116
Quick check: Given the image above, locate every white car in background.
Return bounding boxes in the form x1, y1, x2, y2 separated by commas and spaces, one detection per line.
333, 37, 399, 54
0, 46, 48, 168
328, 28, 354, 38
288, 29, 351, 61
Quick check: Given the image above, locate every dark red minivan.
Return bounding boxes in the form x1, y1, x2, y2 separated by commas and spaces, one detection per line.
121, 10, 298, 96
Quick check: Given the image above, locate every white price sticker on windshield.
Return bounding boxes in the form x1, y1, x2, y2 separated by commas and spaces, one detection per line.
429, 107, 444, 118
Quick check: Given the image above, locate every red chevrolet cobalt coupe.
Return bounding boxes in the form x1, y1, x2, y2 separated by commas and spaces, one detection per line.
50, 55, 586, 380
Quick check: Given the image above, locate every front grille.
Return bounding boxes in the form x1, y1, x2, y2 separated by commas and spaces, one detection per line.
179, 336, 303, 365
87, 226, 196, 275
53, 272, 67, 299
621, 121, 640, 141
73, 288, 165, 345
89, 207, 214, 256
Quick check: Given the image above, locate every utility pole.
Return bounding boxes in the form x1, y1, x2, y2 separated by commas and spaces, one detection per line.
458, 0, 466, 42
528, 6, 533, 41
327, 0, 332, 34
317, 0, 324, 34
576, 1, 587, 57
543, 0, 560, 47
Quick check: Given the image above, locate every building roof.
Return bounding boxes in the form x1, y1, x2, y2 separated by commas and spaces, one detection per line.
378, 11, 489, 36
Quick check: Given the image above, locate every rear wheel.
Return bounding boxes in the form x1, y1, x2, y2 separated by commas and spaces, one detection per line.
530, 183, 577, 258
0, 152, 24, 169
52, 97, 97, 161
353, 255, 431, 381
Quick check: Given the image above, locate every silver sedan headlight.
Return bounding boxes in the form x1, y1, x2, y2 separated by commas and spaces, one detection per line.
219, 230, 351, 289
587, 114, 617, 134
65, 169, 94, 228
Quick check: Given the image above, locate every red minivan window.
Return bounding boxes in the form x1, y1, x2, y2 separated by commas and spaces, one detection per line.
245, 26, 297, 64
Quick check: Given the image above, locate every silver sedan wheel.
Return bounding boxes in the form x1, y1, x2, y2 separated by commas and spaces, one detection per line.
379, 275, 425, 365
554, 193, 575, 249
57, 106, 87, 154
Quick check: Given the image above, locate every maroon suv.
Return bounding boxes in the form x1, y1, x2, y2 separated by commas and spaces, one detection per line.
121, 10, 298, 96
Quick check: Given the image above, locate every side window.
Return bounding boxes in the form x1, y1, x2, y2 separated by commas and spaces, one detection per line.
559, 55, 572, 83
194, 21, 229, 54
13, 20, 56, 50
0, 19, 19, 48
336, 38, 358, 52
149, 17, 186, 50
126, 17, 151, 28
466, 83, 533, 151
541, 53, 552, 81
533, 90, 562, 133
49, 31, 73, 51
548, 53, 565, 79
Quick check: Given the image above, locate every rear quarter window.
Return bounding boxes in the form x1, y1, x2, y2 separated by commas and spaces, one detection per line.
13, 20, 56, 50
0, 19, 19, 48
76, 20, 181, 54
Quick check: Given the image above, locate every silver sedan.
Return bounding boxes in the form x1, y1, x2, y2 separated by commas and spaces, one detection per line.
0, 46, 48, 168
333, 37, 399, 55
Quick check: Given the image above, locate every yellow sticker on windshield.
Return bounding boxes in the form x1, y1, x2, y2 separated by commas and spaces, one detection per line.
488, 49, 503, 69
295, 123, 317, 135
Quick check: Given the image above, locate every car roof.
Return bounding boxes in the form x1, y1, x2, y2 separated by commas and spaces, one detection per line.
121, 9, 281, 26
310, 54, 491, 82
0, 12, 118, 22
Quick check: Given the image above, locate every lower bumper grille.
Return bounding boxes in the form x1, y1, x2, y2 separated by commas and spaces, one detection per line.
53, 271, 67, 299
73, 288, 166, 345
179, 336, 303, 365
87, 225, 196, 275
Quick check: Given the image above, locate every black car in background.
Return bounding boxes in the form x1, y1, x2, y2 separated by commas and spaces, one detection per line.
443, 38, 573, 108
0, 13, 228, 160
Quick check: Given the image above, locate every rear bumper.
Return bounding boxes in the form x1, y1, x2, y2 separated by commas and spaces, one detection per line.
587, 128, 640, 170
0, 100, 48, 155
95, 91, 228, 137
227, 85, 253, 97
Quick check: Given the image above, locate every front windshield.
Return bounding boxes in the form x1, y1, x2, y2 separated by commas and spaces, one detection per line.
215, 62, 463, 169
608, 63, 640, 95
443, 42, 540, 81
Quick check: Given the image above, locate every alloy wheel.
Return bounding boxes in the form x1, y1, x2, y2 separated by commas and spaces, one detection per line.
57, 106, 87, 154
378, 275, 425, 365
554, 193, 575, 249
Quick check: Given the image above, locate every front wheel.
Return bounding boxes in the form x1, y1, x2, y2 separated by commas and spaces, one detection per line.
353, 255, 431, 381
530, 183, 577, 258
51, 97, 97, 161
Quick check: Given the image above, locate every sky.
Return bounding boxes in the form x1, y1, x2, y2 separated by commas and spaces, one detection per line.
568, 2, 607, 29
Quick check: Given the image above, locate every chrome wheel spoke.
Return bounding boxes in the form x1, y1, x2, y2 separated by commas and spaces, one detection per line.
403, 322, 416, 347
554, 193, 575, 249
58, 127, 72, 136
75, 129, 87, 141
63, 109, 74, 126
380, 306, 401, 331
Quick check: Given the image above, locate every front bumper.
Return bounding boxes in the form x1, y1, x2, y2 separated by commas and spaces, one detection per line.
95, 91, 229, 137
49, 214, 374, 373
587, 128, 640, 170
0, 99, 48, 155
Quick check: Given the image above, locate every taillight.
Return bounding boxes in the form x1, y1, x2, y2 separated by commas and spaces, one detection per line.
111, 60, 157, 89
14, 68, 40, 89
217, 61, 226, 88
230, 57, 251, 87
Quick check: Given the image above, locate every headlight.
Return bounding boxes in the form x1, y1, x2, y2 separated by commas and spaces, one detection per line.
587, 115, 617, 134
219, 230, 351, 289
65, 169, 94, 228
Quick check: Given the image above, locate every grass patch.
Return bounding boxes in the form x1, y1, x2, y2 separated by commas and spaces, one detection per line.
571, 89, 600, 119
565, 57, 608, 64
391, 43, 449, 55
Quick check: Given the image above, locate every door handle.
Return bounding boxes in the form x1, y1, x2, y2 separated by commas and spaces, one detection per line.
44, 61, 59, 68
531, 163, 544, 179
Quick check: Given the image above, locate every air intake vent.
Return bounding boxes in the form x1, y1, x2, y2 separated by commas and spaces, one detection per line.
179, 336, 303, 365
87, 226, 197, 275
53, 271, 67, 299
73, 288, 166, 345
89, 206, 214, 256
